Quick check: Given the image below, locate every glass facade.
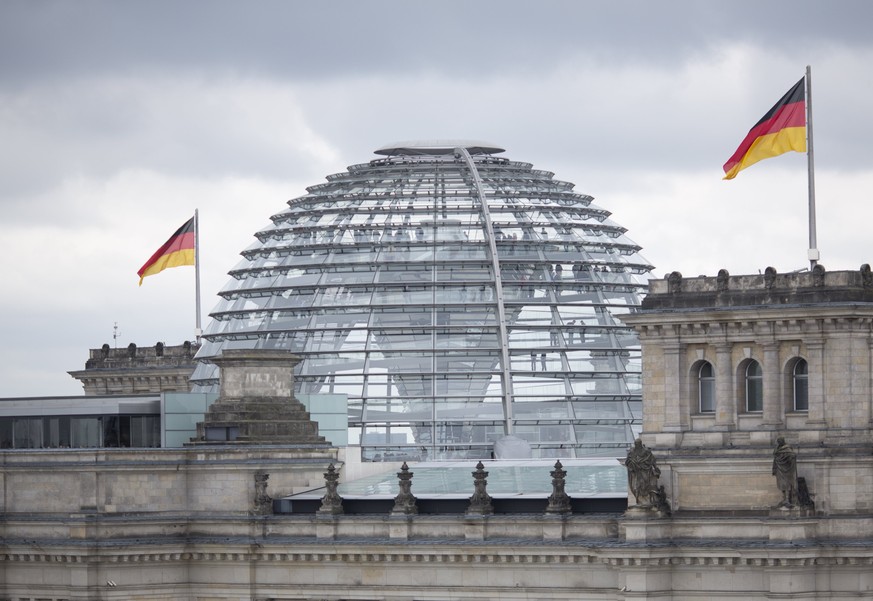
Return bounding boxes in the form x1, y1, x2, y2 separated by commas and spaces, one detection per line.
192, 141, 652, 460
0, 415, 161, 449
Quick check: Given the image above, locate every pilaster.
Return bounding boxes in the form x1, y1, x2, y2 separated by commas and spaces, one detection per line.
715, 343, 734, 429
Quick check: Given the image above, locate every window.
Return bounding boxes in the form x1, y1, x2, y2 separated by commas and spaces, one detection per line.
697, 361, 715, 413
792, 358, 808, 411
745, 360, 763, 412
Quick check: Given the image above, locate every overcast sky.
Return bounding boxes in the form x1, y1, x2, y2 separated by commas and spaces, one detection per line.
2, 0, 872, 397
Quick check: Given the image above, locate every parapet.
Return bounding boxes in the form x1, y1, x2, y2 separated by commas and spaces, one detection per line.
68, 341, 200, 395
643, 264, 873, 310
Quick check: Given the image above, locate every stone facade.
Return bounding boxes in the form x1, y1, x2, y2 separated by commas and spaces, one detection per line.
68, 341, 199, 395
3, 272, 873, 599
0, 452, 872, 600
621, 266, 873, 516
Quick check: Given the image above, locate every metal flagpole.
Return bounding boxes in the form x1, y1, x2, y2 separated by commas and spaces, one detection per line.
194, 208, 203, 341
806, 65, 819, 270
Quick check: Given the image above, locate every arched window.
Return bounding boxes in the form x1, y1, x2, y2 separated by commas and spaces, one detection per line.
697, 361, 715, 413
745, 360, 763, 412
793, 358, 808, 411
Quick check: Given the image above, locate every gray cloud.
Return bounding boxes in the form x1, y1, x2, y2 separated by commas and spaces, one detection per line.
2, 1, 871, 86
2, 0, 873, 396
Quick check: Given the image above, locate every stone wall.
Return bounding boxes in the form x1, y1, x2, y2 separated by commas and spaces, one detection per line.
0, 447, 336, 515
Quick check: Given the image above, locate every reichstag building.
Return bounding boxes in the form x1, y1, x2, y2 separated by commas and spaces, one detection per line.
192, 141, 652, 461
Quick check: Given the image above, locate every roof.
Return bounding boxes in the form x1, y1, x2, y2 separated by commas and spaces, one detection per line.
374, 140, 505, 156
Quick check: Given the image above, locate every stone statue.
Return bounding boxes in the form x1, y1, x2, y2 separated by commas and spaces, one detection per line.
653, 485, 671, 516
253, 472, 272, 515
625, 439, 661, 507
812, 263, 826, 287
861, 263, 873, 288
716, 269, 730, 292
772, 437, 798, 507
764, 266, 777, 289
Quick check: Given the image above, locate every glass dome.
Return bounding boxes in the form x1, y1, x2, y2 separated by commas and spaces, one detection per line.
192, 141, 653, 461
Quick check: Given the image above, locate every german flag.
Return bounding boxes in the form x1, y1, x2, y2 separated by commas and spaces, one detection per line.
723, 78, 806, 180
137, 216, 196, 285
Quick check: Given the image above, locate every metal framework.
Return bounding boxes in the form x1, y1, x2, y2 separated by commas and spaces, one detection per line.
192, 141, 652, 461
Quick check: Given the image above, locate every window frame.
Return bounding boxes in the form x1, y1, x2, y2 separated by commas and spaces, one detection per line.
791, 358, 809, 412
744, 359, 763, 413
695, 360, 715, 413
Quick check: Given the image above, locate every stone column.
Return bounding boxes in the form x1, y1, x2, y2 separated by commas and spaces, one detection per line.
762, 342, 782, 428
661, 340, 687, 432
715, 343, 735, 429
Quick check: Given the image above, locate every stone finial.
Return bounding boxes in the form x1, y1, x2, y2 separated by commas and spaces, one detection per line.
127, 342, 137, 358
764, 266, 777, 289
716, 269, 730, 292
545, 460, 572, 514
155, 342, 164, 357
466, 461, 494, 515
318, 463, 344, 515
667, 271, 682, 294
862, 264, 873, 288
101, 343, 110, 358
812, 263, 826, 287
253, 472, 272, 515
391, 462, 418, 515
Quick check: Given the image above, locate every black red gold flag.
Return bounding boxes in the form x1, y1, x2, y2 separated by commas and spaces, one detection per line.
723, 78, 806, 180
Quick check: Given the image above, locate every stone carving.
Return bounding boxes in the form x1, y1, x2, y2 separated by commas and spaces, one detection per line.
862, 264, 873, 288
625, 439, 661, 507
716, 269, 730, 292
253, 472, 272, 515
466, 461, 494, 515
772, 437, 798, 508
155, 342, 164, 357
764, 266, 777, 289
391, 462, 418, 515
545, 460, 572, 514
318, 463, 344, 515
667, 271, 682, 294
812, 263, 826, 287
653, 485, 671, 516
796, 476, 815, 511
101, 343, 110, 358
127, 342, 137, 358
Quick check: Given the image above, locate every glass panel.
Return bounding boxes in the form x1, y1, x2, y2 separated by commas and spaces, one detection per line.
794, 359, 809, 411
746, 361, 763, 412
13, 418, 43, 448
193, 146, 651, 459
699, 362, 715, 412
0, 418, 12, 449
71, 418, 102, 448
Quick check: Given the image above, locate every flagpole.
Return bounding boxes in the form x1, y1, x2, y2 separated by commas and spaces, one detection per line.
806, 65, 819, 270
194, 208, 203, 342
